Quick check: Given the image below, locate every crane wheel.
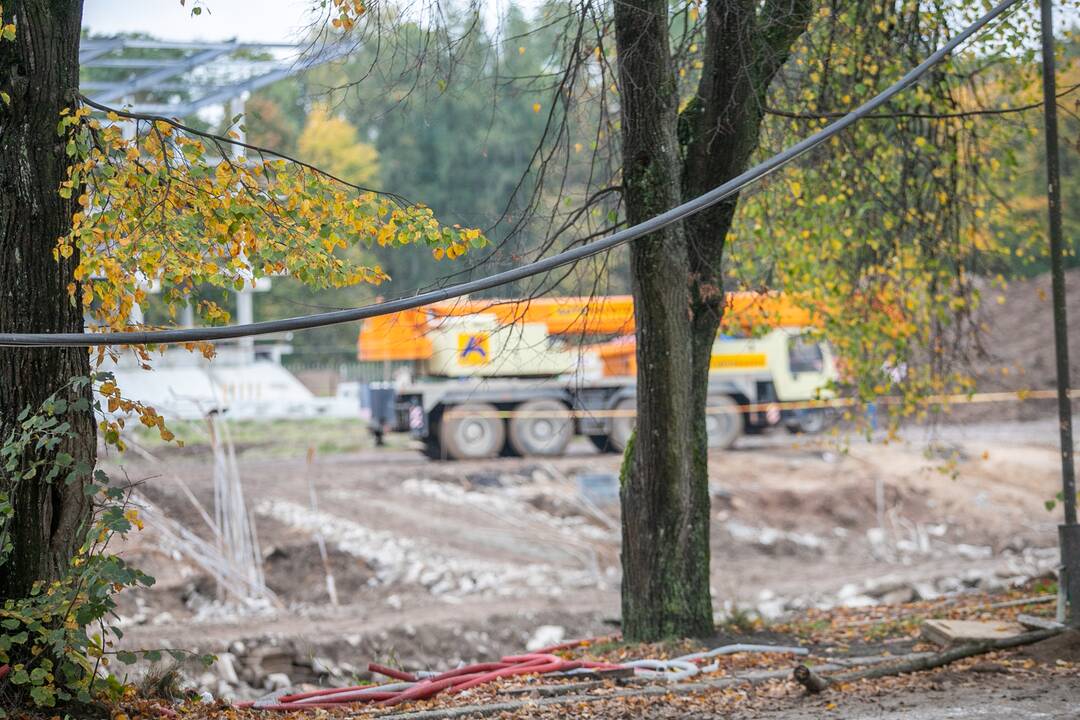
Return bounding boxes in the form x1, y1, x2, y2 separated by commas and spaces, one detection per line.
705, 394, 743, 449
439, 403, 505, 460
421, 434, 445, 460
508, 399, 573, 457
587, 434, 614, 453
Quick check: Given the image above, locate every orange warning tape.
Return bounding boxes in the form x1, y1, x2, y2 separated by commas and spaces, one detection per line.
439, 389, 1074, 419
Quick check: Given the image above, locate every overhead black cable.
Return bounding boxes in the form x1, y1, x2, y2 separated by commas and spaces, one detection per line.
0, 0, 1021, 348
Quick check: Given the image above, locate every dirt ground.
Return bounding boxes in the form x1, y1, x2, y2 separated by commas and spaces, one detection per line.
78, 270, 1080, 715
99, 410, 1074, 705
964, 267, 1080, 421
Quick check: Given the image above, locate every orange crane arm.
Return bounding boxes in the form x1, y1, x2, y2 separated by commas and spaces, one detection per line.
357, 293, 820, 361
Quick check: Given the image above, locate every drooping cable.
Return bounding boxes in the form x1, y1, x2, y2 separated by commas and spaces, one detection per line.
0, 0, 1021, 348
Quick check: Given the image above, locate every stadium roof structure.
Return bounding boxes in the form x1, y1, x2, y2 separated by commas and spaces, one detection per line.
79, 37, 351, 116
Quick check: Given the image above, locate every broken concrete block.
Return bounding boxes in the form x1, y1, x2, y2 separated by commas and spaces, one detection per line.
921, 619, 1027, 646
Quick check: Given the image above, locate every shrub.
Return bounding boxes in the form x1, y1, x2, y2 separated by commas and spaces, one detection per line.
0, 376, 157, 713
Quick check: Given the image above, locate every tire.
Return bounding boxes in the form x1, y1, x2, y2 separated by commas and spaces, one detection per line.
421, 434, 445, 460
508, 399, 573, 457
787, 408, 828, 435
608, 397, 636, 453
439, 403, 505, 460
587, 434, 614, 453
705, 394, 743, 449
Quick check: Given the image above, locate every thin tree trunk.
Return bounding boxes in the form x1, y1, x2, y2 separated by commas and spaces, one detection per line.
614, 0, 714, 641
0, 0, 94, 601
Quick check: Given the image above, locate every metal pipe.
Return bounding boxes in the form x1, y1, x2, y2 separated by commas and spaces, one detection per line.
0, 0, 1023, 348
1040, 0, 1080, 628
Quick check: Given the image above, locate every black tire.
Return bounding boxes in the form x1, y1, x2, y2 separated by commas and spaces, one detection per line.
787, 408, 828, 435
608, 397, 636, 453
508, 399, 573, 457
705, 394, 743, 449
439, 403, 505, 460
587, 434, 614, 453
421, 434, 444, 460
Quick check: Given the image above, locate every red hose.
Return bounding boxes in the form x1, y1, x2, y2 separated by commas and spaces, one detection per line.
528, 634, 618, 654
376, 675, 467, 707
451, 660, 583, 693
238, 637, 621, 712
426, 661, 513, 682
369, 662, 419, 682
277, 685, 377, 703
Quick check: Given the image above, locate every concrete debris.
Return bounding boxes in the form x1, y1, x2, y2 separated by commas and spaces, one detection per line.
215, 652, 240, 685
256, 498, 603, 599
264, 673, 292, 692
526, 625, 566, 651
921, 619, 1028, 647
1015, 613, 1065, 631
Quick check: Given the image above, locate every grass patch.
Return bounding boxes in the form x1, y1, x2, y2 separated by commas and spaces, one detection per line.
126, 417, 393, 458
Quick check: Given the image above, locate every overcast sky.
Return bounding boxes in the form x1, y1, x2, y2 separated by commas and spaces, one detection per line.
82, 0, 521, 42
83, 0, 320, 43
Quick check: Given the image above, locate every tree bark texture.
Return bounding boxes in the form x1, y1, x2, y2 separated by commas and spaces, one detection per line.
615, 0, 713, 642
0, 0, 94, 601
615, 0, 813, 641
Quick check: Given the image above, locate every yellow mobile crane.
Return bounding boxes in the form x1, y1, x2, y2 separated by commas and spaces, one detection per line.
357, 294, 836, 459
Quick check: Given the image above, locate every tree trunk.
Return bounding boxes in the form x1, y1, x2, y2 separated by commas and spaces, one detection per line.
614, 0, 714, 641
0, 0, 94, 602
615, 0, 814, 641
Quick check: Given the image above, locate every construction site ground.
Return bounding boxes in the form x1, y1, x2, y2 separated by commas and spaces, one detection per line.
96, 586, 1079, 719
99, 410, 1075, 708
86, 268, 1080, 715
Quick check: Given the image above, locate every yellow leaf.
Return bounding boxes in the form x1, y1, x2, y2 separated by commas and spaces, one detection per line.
532, 102, 542, 113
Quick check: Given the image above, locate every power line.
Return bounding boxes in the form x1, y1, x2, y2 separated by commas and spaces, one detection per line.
0, 0, 1022, 348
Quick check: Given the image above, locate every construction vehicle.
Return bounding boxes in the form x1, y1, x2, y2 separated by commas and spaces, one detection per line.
357, 294, 837, 460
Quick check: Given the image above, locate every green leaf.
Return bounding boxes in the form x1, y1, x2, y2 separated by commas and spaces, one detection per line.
30, 685, 57, 707
116, 650, 137, 665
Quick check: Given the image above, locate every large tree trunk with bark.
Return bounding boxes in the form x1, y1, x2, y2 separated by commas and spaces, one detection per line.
614, 0, 714, 642
614, 0, 813, 642
0, 0, 94, 602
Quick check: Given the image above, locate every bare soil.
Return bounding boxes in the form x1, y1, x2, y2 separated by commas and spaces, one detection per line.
965, 267, 1080, 420
103, 416, 1069, 673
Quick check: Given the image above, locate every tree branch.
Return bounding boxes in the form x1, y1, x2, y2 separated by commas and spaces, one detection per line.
757, 0, 816, 81
78, 94, 411, 206
793, 628, 1062, 694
